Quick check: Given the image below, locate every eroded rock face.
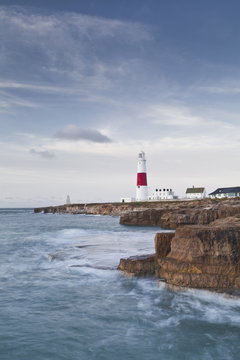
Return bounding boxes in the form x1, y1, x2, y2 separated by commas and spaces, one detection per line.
117, 254, 156, 276
118, 217, 240, 293
154, 232, 175, 258
34, 199, 240, 227
156, 217, 240, 292
120, 199, 240, 229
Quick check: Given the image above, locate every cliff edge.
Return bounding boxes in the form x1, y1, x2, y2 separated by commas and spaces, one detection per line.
119, 199, 240, 228
118, 199, 240, 294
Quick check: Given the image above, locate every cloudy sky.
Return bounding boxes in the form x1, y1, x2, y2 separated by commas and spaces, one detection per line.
0, 0, 240, 207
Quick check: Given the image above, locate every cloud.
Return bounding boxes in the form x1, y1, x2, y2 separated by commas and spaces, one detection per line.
200, 85, 240, 94
144, 104, 202, 126
0, 7, 150, 42
0, 7, 152, 111
30, 148, 55, 159
0, 89, 39, 111
55, 125, 112, 143
0, 7, 151, 75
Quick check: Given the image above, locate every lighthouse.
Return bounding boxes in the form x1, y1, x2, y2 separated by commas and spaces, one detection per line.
136, 151, 148, 201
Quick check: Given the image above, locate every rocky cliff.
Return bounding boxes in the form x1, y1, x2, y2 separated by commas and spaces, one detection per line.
157, 217, 240, 292
34, 201, 168, 216
35, 199, 240, 225
118, 217, 240, 294
118, 199, 240, 294
120, 199, 240, 229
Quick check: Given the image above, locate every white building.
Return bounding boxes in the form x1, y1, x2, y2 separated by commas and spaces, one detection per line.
185, 186, 206, 199
209, 187, 240, 199
120, 197, 135, 203
148, 188, 176, 201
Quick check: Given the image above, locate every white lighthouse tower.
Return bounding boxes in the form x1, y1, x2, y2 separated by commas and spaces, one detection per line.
136, 151, 148, 201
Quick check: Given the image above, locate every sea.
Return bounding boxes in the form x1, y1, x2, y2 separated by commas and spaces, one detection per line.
0, 208, 240, 360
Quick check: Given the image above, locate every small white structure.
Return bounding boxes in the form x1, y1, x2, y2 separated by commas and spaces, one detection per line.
185, 186, 206, 199
209, 187, 240, 199
149, 188, 176, 201
120, 197, 135, 203
136, 151, 148, 201
66, 195, 71, 205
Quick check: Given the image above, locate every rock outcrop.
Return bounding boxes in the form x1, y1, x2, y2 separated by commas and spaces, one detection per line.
35, 199, 240, 228
117, 254, 156, 276
34, 201, 167, 216
120, 199, 240, 229
118, 217, 240, 293
156, 217, 240, 292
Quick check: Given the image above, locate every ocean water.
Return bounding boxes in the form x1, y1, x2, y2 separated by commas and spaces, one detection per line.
0, 209, 240, 360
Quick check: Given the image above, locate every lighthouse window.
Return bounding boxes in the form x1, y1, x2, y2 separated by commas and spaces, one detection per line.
156, 189, 158, 192
163, 189, 165, 191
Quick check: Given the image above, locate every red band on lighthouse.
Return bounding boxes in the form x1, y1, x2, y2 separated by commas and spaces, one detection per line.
137, 173, 147, 186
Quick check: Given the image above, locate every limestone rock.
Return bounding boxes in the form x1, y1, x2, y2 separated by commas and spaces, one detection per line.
120, 199, 240, 229
118, 217, 240, 292
117, 254, 156, 276
154, 232, 175, 257
156, 217, 240, 292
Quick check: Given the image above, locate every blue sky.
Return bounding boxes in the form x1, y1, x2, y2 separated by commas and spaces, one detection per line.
0, 0, 240, 206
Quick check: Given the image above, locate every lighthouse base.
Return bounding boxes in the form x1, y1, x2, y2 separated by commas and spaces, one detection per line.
136, 186, 148, 202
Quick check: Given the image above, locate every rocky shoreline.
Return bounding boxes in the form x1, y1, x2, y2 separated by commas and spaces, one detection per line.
119, 217, 240, 294
34, 201, 159, 216
34, 199, 240, 293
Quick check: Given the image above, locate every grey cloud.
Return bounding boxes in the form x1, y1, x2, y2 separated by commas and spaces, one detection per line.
30, 149, 55, 159
55, 125, 112, 143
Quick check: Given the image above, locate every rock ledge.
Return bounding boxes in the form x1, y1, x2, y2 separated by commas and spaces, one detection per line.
118, 217, 240, 293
